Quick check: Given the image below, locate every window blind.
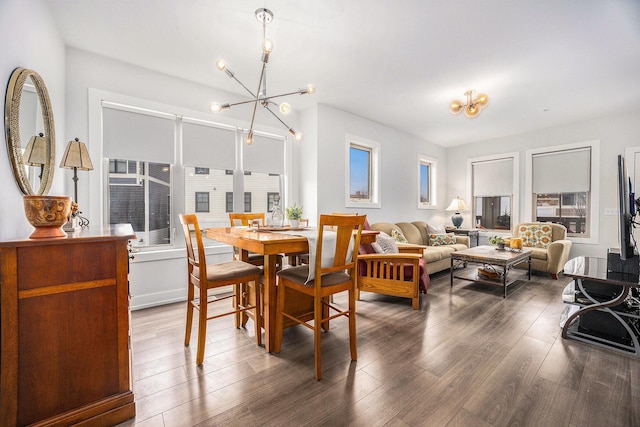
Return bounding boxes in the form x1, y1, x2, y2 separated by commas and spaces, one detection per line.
533, 147, 591, 193
103, 105, 175, 163
182, 120, 236, 170
472, 158, 514, 196
243, 134, 285, 175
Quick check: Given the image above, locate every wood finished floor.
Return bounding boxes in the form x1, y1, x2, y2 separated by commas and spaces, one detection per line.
118, 271, 640, 427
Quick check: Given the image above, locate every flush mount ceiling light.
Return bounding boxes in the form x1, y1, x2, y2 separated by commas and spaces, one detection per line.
210, 8, 315, 145
450, 90, 489, 118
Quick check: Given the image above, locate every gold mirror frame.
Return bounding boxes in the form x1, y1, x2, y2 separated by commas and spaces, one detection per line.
4, 67, 55, 195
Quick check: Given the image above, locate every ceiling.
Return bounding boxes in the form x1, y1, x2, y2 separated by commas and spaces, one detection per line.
46, 0, 640, 147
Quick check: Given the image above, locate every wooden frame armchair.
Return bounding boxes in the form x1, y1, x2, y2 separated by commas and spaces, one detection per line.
356, 244, 425, 309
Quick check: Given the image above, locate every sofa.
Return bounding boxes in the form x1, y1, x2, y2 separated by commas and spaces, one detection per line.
512, 222, 572, 279
369, 221, 470, 275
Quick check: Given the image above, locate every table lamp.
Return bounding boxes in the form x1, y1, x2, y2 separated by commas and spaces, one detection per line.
446, 196, 468, 228
59, 138, 94, 226
22, 133, 48, 181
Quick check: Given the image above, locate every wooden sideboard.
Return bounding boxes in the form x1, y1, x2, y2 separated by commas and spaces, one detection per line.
0, 224, 136, 426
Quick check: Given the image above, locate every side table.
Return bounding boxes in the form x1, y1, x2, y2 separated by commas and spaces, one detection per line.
446, 227, 480, 247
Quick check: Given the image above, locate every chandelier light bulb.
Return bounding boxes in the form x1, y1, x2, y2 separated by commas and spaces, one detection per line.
215, 59, 226, 71
262, 38, 274, 53
450, 100, 463, 114
210, 103, 222, 113
246, 132, 254, 145
464, 104, 479, 118
279, 102, 291, 114
295, 132, 303, 141
476, 93, 489, 107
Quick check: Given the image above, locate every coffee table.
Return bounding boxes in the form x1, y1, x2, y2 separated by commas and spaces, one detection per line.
450, 245, 532, 298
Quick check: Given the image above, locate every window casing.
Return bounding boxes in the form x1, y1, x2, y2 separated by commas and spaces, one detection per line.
418, 155, 437, 209
345, 134, 381, 208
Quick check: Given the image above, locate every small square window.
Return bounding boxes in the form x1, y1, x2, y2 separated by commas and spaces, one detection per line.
195, 167, 209, 175
195, 192, 210, 212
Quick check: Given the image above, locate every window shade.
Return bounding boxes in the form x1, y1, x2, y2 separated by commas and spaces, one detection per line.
473, 158, 514, 196
533, 148, 590, 193
182, 121, 236, 170
243, 134, 285, 175
103, 106, 175, 163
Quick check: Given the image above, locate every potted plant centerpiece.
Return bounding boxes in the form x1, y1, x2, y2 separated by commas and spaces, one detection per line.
488, 235, 506, 250
285, 203, 303, 228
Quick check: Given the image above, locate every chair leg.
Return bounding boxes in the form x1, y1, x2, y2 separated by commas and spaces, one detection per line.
355, 287, 360, 301
196, 288, 208, 366
321, 296, 330, 332
348, 289, 357, 362
234, 283, 241, 328
184, 282, 195, 347
314, 294, 323, 381
254, 279, 262, 346
274, 281, 286, 354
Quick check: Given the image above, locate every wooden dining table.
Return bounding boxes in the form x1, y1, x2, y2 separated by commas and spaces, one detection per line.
205, 226, 378, 352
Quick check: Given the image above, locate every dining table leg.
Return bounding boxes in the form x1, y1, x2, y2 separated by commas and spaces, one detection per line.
263, 254, 279, 352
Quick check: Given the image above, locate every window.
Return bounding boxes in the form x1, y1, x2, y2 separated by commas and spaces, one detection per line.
267, 192, 279, 212
529, 145, 595, 238
195, 192, 209, 212
418, 155, 437, 209
102, 105, 175, 247
226, 192, 233, 213
244, 192, 252, 212
345, 135, 380, 208
97, 94, 288, 244
469, 155, 518, 230
107, 159, 172, 246
243, 134, 284, 214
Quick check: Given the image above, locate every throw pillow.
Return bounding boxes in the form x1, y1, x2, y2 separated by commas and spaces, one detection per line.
518, 224, 553, 248
375, 232, 399, 253
429, 233, 456, 246
427, 223, 446, 235
391, 228, 409, 243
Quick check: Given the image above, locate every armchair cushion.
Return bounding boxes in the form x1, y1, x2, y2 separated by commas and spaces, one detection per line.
517, 224, 553, 248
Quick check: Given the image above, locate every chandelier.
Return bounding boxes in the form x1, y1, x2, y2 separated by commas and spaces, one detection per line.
210, 8, 315, 145
449, 90, 489, 118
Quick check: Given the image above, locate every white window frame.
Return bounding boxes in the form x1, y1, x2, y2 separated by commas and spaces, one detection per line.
525, 140, 600, 244
345, 134, 381, 208
466, 152, 520, 230
418, 155, 437, 210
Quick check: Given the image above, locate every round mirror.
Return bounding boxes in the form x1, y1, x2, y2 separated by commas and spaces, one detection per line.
4, 67, 55, 195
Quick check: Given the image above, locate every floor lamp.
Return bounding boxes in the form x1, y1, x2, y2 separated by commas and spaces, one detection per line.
59, 138, 94, 227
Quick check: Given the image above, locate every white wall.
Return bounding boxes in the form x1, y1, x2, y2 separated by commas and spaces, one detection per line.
0, 0, 66, 240
446, 110, 640, 258
314, 104, 448, 225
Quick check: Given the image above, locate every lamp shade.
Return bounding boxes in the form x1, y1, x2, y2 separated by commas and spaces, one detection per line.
59, 138, 94, 171
446, 197, 469, 213
22, 133, 48, 166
